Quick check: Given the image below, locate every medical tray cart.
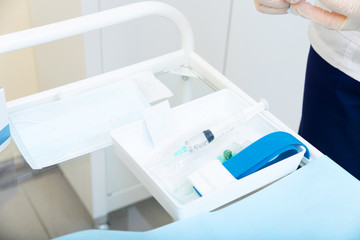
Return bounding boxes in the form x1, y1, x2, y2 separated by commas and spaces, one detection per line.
1, 1, 321, 226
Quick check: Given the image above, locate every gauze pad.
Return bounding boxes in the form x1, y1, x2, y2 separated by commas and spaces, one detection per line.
128, 71, 173, 103
10, 80, 149, 169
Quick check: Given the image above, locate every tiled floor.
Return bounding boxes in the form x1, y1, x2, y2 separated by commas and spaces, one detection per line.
0, 165, 172, 240
108, 197, 173, 232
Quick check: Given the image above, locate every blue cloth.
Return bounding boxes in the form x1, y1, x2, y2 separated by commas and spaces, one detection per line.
54, 156, 360, 240
299, 46, 360, 180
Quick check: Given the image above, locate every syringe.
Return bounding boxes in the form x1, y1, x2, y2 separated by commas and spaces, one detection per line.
174, 99, 269, 156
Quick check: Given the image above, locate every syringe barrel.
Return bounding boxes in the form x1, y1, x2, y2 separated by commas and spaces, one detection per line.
184, 130, 214, 153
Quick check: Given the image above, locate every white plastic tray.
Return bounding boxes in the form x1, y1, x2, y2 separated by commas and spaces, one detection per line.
111, 89, 304, 220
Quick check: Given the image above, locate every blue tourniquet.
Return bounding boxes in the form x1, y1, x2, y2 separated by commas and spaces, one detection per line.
223, 131, 309, 179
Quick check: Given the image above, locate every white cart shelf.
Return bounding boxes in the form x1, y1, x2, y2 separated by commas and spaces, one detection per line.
2, 1, 321, 226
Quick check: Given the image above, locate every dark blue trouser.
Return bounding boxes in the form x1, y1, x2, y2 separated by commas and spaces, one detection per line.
299, 46, 360, 180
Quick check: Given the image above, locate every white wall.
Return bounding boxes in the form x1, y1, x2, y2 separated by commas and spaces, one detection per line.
28, 0, 86, 91
95, 0, 232, 73
0, 0, 86, 98
0, 0, 39, 100
225, 1, 310, 131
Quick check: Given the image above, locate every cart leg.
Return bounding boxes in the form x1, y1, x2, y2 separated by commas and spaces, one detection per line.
90, 149, 109, 229
93, 215, 109, 230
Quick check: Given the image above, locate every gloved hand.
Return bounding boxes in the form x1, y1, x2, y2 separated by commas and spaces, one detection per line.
290, 0, 360, 31
253, 0, 299, 14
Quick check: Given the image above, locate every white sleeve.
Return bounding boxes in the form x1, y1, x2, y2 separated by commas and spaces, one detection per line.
309, 21, 360, 81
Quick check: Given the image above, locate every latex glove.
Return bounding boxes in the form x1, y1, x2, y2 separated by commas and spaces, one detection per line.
253, 0, 299, 14
290, 0, 360, 31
